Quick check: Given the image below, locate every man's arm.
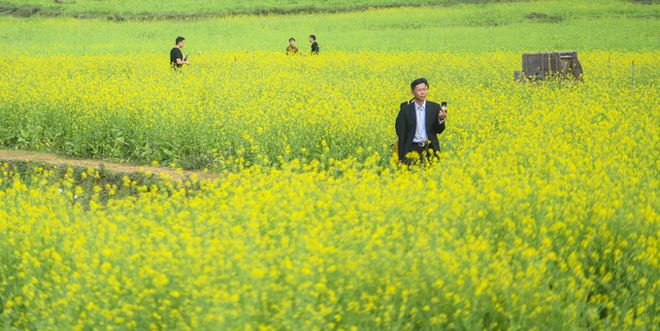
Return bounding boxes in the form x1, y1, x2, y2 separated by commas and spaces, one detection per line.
395, 107, 405, 139
176, 50, 189, 65
433, 104, 446, 134
395, 104, 408, 161
435, 119, 446, 135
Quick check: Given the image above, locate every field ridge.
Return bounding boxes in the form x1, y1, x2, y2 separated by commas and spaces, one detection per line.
0, 149, 215, 180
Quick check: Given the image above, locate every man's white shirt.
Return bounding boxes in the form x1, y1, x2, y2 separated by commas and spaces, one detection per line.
413, 101, 445, 143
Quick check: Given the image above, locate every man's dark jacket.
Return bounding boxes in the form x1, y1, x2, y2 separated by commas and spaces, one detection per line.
395, 100, 446, 161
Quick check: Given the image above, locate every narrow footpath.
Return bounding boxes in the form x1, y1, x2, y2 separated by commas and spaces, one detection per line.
0, 149, 216, 181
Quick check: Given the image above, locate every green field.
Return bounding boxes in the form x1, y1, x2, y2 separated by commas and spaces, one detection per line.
1, 0, 658, 55
0, 0, 518, 17
1, 0, 520, 17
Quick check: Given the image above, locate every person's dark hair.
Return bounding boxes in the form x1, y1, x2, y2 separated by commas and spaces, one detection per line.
175, 36, 185, 45
289, 37, 296, 42
309, 35, 317, 41
411, 78, 429, 90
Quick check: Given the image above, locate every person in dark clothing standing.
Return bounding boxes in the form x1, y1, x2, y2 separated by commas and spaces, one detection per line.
170, 36, 189, 68
395, 78, 448, 164
309, 35, 319, 55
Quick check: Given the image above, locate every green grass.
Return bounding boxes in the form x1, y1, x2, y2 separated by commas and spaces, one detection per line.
0, 0, 513, 17
0, 0, 658, 55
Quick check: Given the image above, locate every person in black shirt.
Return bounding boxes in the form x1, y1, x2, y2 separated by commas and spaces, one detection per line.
309, 35, 319, 55
170, 36, 189, 68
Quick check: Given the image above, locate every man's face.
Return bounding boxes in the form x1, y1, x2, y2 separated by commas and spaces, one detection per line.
309, 37, 314, 43
178, 40, 185, 48
412, 83, 428, 101
290, 40, 296, 47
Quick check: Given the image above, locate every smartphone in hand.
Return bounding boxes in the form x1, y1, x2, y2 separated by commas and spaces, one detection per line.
441, 101, 448, 111
184, 54, 189, 61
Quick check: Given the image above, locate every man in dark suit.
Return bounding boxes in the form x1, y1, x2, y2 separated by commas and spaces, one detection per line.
395, 78, 447, 163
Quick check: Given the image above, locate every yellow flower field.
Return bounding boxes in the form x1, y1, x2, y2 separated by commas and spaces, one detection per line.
1, 51, 657, 169
0, 51, 658, 329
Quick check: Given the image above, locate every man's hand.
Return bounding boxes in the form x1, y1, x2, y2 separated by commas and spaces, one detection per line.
439, 108, 447, 121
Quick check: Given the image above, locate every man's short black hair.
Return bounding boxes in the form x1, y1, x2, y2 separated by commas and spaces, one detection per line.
309, 34, 317, 41
411, 78, 429, 90
175, 36, 185, 45
289, 37, 296, 42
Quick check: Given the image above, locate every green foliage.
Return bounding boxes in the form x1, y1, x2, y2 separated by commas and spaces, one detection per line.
1, 0, 522, 17
1, 0, 658, 54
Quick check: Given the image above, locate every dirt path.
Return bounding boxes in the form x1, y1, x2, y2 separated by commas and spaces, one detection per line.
0, 149, 216, 181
